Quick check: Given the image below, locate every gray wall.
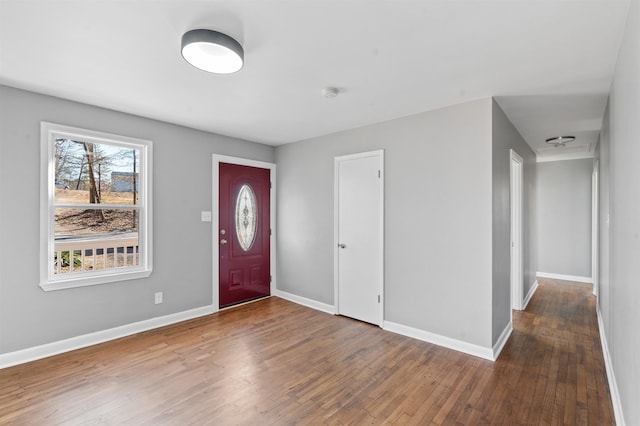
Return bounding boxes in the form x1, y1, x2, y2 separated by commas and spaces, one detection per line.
0, 85, 274, 353
491, 100, 537, 344
536, 159, 592, 278
276, 99, 495, 348
599, 0, 640, 422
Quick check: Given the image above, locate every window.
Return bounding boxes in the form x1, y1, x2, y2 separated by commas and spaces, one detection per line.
40, 122, 152, 291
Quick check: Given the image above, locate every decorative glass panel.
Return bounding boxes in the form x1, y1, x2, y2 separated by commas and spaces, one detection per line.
235, 184, 257, 251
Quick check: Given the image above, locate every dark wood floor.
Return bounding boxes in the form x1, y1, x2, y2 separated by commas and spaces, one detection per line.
0, 279, 614, 425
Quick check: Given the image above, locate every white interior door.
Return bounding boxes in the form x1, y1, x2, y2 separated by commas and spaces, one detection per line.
335, 150, 384, 326
510, 149, 523, 310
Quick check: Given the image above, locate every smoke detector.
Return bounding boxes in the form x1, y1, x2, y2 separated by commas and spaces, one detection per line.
323, 87, 340, 98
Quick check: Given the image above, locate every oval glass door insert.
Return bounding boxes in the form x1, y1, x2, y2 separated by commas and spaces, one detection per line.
235, 184, 257, 251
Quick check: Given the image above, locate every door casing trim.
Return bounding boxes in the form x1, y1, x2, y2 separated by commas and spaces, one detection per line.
591, 160, 599, 297
333, 149, 385, 326
510, 149, 524, 311
212, 155, 276, 311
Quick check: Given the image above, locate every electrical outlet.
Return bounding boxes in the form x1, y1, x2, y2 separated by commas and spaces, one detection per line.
154, 292, 163, 304
201, 211, 212, 222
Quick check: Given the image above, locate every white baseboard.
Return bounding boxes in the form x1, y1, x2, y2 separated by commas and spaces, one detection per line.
492, 322, 513, 360
273, 289, 335, 315
274, 290, 500, 361
274, 290, 501, 362
522, 280, 539, 310
0, 304, 216, 369
4, 288, 519, 369
383, 321, 494, 361
536, 272, 593, 284
596, 305, 626, 426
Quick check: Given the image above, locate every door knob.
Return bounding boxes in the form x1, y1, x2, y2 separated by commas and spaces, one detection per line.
220, 239, 228, 245
338, 243, 346, 249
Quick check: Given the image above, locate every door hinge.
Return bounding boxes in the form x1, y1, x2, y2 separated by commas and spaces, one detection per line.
378, 295, 381, 303
270, 181, 272, 189
270, 275, 272, 283
378, 170, 381, 178
270, 228, 272, 236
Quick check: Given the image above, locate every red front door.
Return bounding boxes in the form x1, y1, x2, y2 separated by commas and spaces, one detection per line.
219, 163, 271, 308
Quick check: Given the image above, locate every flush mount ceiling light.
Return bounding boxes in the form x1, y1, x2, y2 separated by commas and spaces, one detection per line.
181, 29, 244, 74
545, 135, 576, 147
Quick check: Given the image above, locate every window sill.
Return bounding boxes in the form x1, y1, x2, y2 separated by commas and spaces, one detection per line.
40, 268, 152, 291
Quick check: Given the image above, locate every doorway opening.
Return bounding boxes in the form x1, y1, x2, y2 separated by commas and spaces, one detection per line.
592, 160, 599, 297
510, 149, 523, 311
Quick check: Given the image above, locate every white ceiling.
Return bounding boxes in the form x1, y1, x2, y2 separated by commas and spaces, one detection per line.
0, 0, 631, 158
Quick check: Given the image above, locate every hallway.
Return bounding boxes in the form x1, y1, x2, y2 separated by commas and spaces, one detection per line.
497, 279, 614, 424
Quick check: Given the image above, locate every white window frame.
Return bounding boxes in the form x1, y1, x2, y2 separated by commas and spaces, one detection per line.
40, 122, 153, 291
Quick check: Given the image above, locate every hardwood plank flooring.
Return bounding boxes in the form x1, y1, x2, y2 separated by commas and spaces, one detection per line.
0, 279, 614, 425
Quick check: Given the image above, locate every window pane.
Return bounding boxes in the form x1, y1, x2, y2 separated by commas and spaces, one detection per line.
54, 139, 140, 205
54, 208, 139, 275
235, 184, 257, 251
55, 208, 138, 237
